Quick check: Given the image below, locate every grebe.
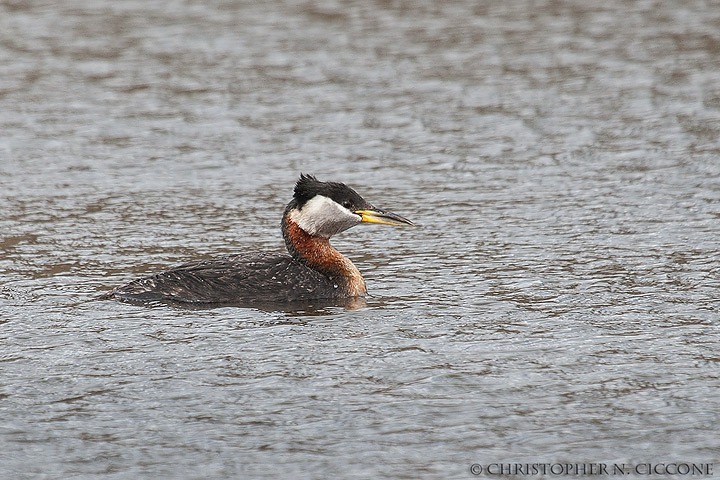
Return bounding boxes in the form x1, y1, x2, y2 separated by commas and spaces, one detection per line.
106, 174, 414, 305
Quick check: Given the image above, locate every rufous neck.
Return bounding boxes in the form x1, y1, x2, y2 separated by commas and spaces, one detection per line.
282, 214, 366, 295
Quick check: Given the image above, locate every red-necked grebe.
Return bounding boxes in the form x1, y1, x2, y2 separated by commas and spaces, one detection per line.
106, 174, 414, 304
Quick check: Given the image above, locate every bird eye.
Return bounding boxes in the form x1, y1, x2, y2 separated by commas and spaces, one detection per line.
342, 200, 353, 210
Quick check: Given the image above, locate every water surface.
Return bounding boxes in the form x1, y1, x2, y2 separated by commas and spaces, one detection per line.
2, 1, 719, 478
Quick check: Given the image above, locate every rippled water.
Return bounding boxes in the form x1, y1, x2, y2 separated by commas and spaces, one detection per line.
2, 1, 720, 478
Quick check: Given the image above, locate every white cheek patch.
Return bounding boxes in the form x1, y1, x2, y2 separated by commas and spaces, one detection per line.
289, 195, 361, 237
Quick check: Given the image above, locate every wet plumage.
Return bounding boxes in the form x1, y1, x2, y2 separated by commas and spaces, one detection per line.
106, 174, 413, 305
